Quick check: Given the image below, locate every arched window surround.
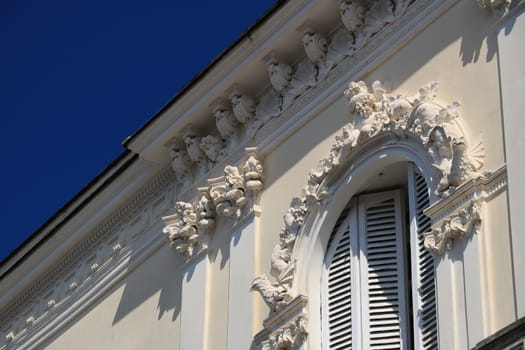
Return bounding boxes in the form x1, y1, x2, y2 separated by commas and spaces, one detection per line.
291, 135, 438, 349
250, 81, 507, 350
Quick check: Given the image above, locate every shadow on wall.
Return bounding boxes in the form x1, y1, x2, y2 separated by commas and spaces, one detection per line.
459, 5, 498, 66
363, 0, 499, 94
111, 243, 185, 326
112, 216, 234, 326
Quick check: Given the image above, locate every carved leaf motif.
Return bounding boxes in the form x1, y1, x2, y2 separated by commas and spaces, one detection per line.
319, 28, 353, 79
355, 0, 395, 50
302, 29, 328, 64
200, 135, 225, 164
231, 93, 256, 124
256, 89, 282, 124
286, 59, 317, 106
168, 147, 193, 186
424, 201, 482, 255
256, 80, 487, 316
267, 58, 293, 92
162, 202, 204, 258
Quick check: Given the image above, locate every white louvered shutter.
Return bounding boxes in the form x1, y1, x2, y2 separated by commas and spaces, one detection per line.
358, 191, 409, 350
325, 206, 353, 350
407, 165, 439, 349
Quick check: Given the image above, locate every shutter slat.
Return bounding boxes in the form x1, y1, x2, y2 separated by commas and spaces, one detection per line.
326, 217, 352, 350
361, 192, 408, 350
409, 169, 439, 350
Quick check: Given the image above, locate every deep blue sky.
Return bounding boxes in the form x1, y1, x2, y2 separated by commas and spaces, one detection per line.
0, 0, 276, 262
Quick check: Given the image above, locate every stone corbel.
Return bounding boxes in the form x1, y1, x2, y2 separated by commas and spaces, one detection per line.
208, 148, 265, 219
167, 141, 194, 187
242, 147, 264, 205
264, 52, 293, 93
162, 201, 205, 258
423, 166, 507, 256
299, 22, 328, 65
424, 200, 482, 255
228, 84, 262, 141
211, 98, 240, 150
196, 187, 216, 233
228, 84, 257, 125
253, 295, 308, 350
200, 134, 225, 167
181, 125, 209, 176
337, 0, 366, 33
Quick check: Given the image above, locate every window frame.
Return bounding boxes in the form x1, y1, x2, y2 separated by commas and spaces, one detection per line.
321, 164, 438, 350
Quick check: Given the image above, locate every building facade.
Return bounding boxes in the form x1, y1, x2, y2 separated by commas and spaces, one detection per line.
1, 0, 524, 349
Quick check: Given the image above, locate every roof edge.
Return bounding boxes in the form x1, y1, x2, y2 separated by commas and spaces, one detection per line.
0, 150, 138, 280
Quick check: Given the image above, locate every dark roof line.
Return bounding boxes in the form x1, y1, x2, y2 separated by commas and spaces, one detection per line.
0, 151, 137, 280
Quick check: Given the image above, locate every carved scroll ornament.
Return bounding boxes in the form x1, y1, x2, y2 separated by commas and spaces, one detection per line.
424, 201, 482, 255
163, 148, 264, 260
162, 201, 203, 257
265, 315, 308, 350
252, 81, 487, 315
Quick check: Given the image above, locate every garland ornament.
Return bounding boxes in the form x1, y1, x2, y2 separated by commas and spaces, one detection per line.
252, 80, 485, 315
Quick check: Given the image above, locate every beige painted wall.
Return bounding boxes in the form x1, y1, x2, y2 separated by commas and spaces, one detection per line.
39, 1, 517, 349
43, 243, 182, 350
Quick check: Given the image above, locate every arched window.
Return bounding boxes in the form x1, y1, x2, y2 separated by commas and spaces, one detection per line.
322, 163, 438, 350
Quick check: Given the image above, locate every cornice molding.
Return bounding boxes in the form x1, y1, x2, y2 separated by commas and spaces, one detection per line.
163, 0, 431, 193
0, 168, 175, 347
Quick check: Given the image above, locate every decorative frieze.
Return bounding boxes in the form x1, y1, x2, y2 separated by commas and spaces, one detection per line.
163, 1, 420, 196
0, 168, 175, 346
